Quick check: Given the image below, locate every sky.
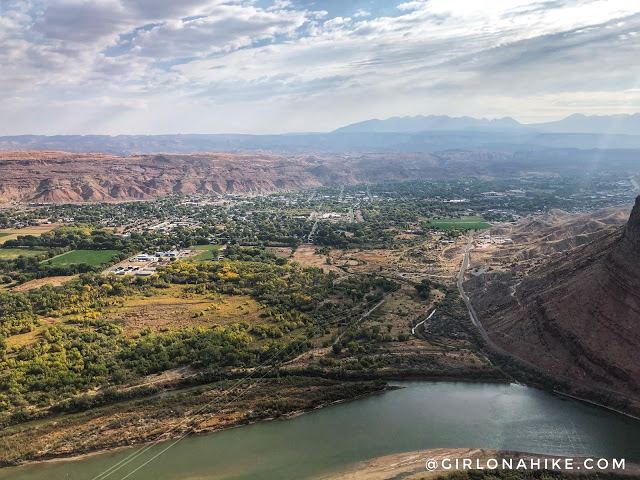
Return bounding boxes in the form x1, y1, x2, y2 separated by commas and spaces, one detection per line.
1, 0, 639, 135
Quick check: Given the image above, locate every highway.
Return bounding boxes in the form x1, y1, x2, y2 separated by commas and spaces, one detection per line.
458, 235, 575, 371
457, 234, 514, 358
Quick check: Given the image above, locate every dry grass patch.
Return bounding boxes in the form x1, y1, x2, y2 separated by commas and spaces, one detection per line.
291, 244, 345, 274
12, 275, 79, 292
266, 246, 293, 258
353, 250, 396, 263
0, 223, 63, 244
105, 290, 264, 335
371, 285, 436, 337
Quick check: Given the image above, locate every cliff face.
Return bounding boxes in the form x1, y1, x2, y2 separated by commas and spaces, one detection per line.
0, 152, 327, 203
469, 197, 640, 398
620, 195, 640, 254
0, 150, 506, 203
1, 149, 636, 204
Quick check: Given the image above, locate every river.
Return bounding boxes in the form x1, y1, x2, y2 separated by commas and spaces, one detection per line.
2, 381, 639, 480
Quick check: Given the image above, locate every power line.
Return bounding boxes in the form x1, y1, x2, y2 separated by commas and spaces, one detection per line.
89, 296, 384, 480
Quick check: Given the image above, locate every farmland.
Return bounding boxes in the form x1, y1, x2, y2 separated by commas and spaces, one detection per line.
191, 244, 222, 261
0, 224, 62, 244
45, 249, 120, 266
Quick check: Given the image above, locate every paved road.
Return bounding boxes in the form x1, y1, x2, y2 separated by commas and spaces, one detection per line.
458, 235, 574, 372
457, 235, 513, 357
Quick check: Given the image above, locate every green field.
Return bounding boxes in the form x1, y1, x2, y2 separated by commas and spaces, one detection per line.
0, 233, 10, 238
46, 250, 120, 266
426, 217, 491, 231
0, 248, 45, 259
191, 244, 222, 261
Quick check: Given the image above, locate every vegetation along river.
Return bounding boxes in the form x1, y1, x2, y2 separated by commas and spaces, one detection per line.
2, 381, 639, 480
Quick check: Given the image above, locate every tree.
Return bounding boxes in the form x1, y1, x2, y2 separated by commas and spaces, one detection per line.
415, 279, 432, 299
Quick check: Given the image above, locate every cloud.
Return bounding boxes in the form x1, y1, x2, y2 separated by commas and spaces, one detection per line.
353, 9, 371, 18
0, 0, 639, 134
129, 5, 308, 59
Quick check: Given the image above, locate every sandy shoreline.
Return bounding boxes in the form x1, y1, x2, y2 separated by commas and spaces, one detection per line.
321, 448, 640, 480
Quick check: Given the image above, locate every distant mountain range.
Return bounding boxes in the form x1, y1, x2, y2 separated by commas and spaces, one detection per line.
534, 113, 640, 135
0, 113, 638, 155
333, 115, 523, 133
334, 113, 640, 135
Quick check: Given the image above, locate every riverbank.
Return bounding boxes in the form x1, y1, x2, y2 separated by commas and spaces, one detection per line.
0, 377, 392, 468
3, 381, 640, 480
324, 448, 640, 480
552, 391, 640, 421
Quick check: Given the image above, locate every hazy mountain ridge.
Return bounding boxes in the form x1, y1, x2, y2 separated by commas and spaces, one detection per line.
2, 130, 640, 156
0, 113, 639, 156
333, 115, 523, 133
535, 113, 640, 135
335, 112, 640, 135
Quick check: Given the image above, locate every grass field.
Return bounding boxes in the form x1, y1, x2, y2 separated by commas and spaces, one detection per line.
426, 217, 491, 231
0, 248, 45, 259
0, 223, 63, 244
105, 287, 264, 334
191, 244, 222, 261
46, 250, 120, 266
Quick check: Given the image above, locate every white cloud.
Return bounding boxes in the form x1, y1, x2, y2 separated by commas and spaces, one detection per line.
129, 5, 308, 58
0, 0, 639, 134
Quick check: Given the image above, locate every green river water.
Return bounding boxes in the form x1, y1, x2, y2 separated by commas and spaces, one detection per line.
2, 381, 639, 480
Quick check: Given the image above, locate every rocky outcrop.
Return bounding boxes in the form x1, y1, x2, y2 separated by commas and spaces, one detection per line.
468, 198, 640, 398
0, 152, 328, 203
0, 150, 502, 203
620, 195, 640, 254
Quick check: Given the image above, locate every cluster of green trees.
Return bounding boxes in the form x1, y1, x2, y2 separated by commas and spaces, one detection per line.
0, 273, 140, 337
333, 275, 400, 302
415, 279, 433, 299
0, 226, 149, 283
1, 251, 392, 416
0, 254, 99, 285
5, 226, 126, 250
